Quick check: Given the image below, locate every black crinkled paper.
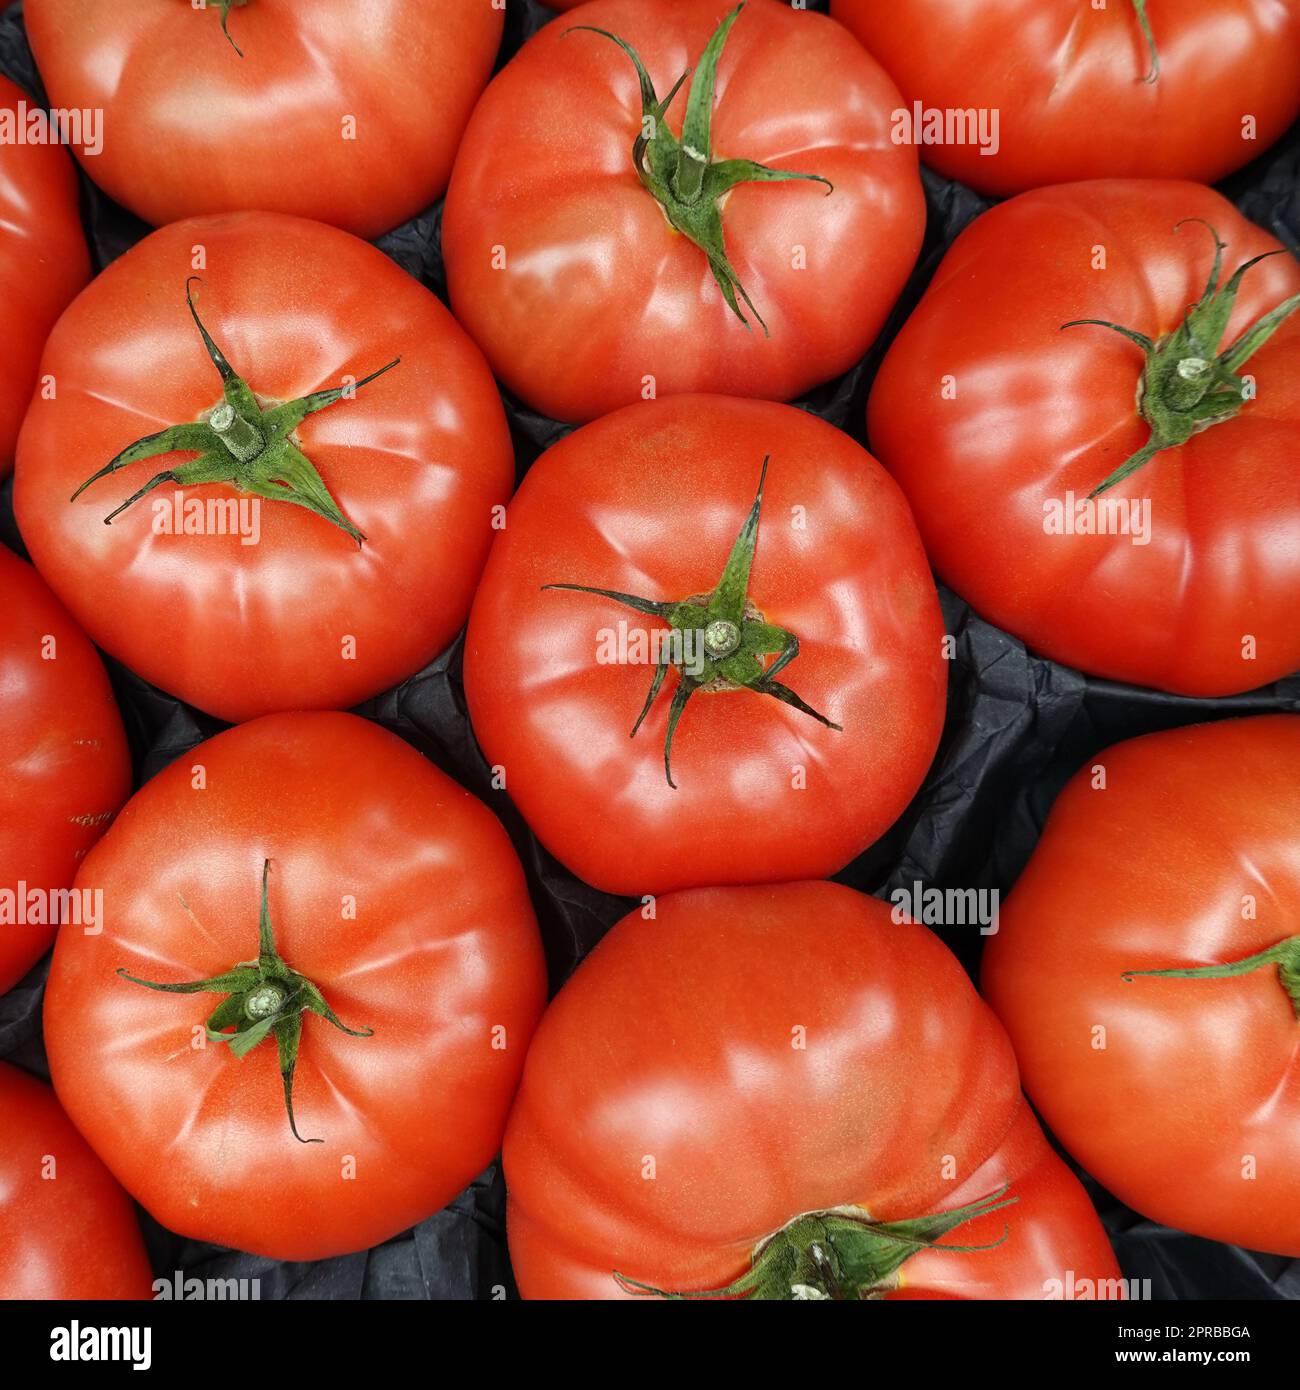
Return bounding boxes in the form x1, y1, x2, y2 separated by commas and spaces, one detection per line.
1, 0, 1297, 1301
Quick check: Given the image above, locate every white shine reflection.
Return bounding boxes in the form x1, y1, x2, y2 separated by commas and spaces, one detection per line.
512, 239, 613, 290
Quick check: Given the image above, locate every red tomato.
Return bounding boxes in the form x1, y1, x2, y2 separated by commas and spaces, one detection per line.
0, 74, 89, 478
505, 881, 1121, 1299
0, 1061, 153, 1299
868, 180, 1300, 696
15, 212, 513, 722
983, 715, 1300, 1257
0, 545, 130, 995
44, 711, 546, 1261
443, 0, 924, 422
465, 394, 946, 896
831, 0, 1300, 196
23, 0, 502, 238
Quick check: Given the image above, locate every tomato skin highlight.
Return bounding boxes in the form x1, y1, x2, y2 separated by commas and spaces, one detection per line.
0, 546, 131, 995
15, 211, 514, 723
465, 394, 947, 896
0, 74, 89, 479
983, 715, 1300, 1257
443, 0, 924, 422
0, 1061, 154, 1299
22, 0, 502, 239
868, 180, 1300, 696
43, 711, 547, 1262
831, 0, 1300, 196
505, 881, 1120, 1300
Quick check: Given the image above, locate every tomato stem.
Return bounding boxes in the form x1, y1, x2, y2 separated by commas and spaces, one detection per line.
1123, 933, 1300, 1021
567, 2, 832, 334
544, 455, 840, 788
1062, 220, 1300, 496
69, 278, 399, 547
209, 401, 264, 463
1129, 0, 1160, 83
614, 1186, 1018, 1299
116, 859, 373, 1143
203, 0, 249, 57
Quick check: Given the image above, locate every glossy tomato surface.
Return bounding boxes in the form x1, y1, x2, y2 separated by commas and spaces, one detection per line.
443, 0, 924, 421
868, 181, 1300, 696
15, 212, 513, 722
465, 395, 947, 896
983, 715, 1300, 1256
0, 546, 130, 995
0, 1060, 153, 1299
44, 712, 547, 1261
0, 74, 89, 478
23, 0, 502, 238
506, 882, 1121, 1299
832, 0, 1300, 195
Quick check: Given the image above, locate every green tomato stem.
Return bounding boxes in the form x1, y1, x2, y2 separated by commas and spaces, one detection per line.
1130, 0, 1160, 83
1062, 220, 1300, 496
615, 1187, 1018, 1300
567, 3, 832, 334
209, 401, 264, 463
70, 277, 396, 547
116, 860, 373, 1144
1123, 933, 1300, 1021
543, 455, 840, 789
207, 0, 249, 57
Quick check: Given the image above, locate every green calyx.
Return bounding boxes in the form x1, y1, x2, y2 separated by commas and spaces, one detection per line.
568, 2, 831, 334
1130, 0, 1160, 83
204, 0, 249, 57
71, 277, 398, 546
1063, 220, 1300, 497
543, 455, 840, 790
615, 1186, 1017, 1300
1123, 932, 1300, 1022
117, 860, 373, 1144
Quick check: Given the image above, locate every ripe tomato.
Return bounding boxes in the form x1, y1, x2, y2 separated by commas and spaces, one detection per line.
15, 212, 513, 723
0, 1061, 153, 1299
465, 394, 946, 896
44, 711, 546, 1261
0, 74, 89, 478
831, 0, 1300, 196
0, 545, 130, 995
868, 181, 1300, 696
505, 881, 1121, 1300
983, 715, 1300, 1257
23, 0, 502, 239
443, 0, 924, 422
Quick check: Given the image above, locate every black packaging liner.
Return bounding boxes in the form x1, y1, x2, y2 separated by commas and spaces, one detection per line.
0, 1, 1296, 1301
